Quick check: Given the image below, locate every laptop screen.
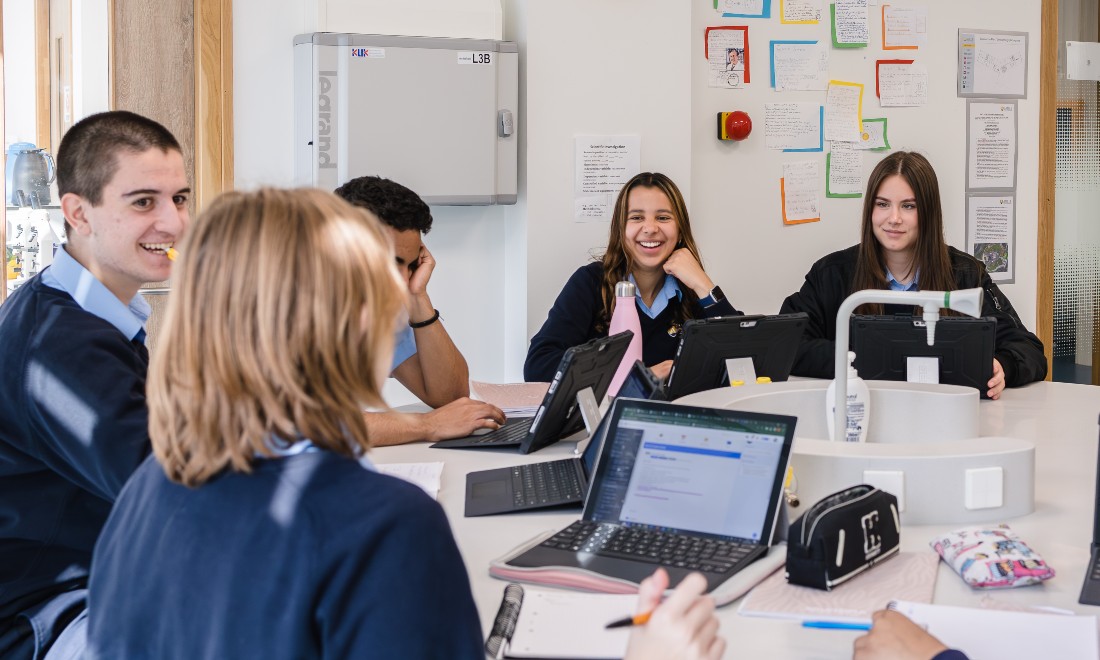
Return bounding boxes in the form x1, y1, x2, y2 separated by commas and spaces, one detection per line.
584, 400, 795, 544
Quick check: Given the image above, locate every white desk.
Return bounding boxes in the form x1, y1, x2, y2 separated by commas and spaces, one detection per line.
375, 381, 1099, 658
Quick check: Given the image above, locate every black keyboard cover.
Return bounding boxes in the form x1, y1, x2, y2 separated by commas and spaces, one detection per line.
512, 460, 584, 508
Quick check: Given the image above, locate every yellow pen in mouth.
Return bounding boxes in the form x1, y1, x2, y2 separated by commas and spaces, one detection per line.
166, 247, 180, 261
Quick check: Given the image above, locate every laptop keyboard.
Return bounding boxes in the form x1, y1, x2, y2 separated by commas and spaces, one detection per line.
469, 418, 533, 445
540, 521, 758, 574
512, 460, 584, 507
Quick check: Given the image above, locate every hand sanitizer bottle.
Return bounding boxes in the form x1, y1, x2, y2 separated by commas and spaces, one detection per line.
607, 281, 644, 397
825, 351, 871, 443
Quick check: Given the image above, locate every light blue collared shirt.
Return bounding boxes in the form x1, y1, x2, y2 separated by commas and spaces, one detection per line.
40, 246, 151, 343
628, 274, 682, 319
391, 325, 417, 372
885, 268, 919, 292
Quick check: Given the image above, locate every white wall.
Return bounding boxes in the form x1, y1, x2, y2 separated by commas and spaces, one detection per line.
233, 0, 518, 406
687, 1, 1042, 329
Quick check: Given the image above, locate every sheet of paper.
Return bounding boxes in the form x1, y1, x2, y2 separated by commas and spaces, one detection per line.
826, 142, 863, 198
966, 101, 1017, 190
765, 103, 823, 151
878, 62, 928, 107
574, 135, 640, 221
781, 160, 821, 224
959, 30, 1028, 98
771, 41, 829, 91
470, 380, 550, 415
824, 80, 864, 142
718, 0, 770, 17
967, 194, 1015, 283
508, 590, 635, 659
781, 0, 822, 24
882, 5, 928, 49
374, 462, 444, 500
706, 26, 750, 88
739, 552, 938, 621
832, 0, 869, 47
855, 118, 890, 150
889, 601, 1099, 660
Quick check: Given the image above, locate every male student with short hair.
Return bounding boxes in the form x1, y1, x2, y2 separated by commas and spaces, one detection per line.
0, 110, 190, 659
335, 176, 505, 445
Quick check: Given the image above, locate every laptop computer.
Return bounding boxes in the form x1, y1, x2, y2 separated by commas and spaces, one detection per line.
431, 331, 631, 453
465, 367, 671, 518
665, 313, 808, 401
465, 397, 619, 517
500, 399, 796, 592
850, 315, 996, 399
1079, 414, 1100, 606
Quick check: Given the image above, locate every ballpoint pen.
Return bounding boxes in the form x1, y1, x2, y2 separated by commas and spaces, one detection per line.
604, 611, 653, 629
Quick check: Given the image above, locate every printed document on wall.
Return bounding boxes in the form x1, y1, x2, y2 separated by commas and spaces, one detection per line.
706, 26, 751, 88
966, 101, 1017, 191
882, 5, 928, 49
878, 62, 928, 107
574, 135, 641, 221
772, 42, 829, 91
781, 0, 822, 24
781, 161, 821, 224
958, 29, 1028, 98
824, 81, 864, 142
966, 194, 1015, 283
765, 103, 822, 150
827, 142, 863, 198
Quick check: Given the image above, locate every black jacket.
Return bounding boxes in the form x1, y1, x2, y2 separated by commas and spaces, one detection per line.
524, 262, 740, 382
779, 245, 1047, 386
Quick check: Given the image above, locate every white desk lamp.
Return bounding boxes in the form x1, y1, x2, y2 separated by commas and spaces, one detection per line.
831, 288, 983, 442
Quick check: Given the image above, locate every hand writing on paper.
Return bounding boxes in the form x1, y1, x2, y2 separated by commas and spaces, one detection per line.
624, 569, 725, 660
649, 360, 674, 382
423, 398, 505, 441
662, 249, 715, 300
987, 358, 1005, 400
853, 609, 947, 660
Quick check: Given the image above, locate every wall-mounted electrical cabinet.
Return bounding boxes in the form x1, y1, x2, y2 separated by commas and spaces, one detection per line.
294, 33, 518, 205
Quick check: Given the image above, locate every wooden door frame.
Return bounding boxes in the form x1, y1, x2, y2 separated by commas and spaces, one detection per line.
1037, 0, 1056, 380
194, 0, 233, 209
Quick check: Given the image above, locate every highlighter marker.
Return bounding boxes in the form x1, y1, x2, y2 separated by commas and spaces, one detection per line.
801, 620, 872, 631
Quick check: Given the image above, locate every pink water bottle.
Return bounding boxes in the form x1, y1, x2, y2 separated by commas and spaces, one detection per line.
607, 281, 644, 397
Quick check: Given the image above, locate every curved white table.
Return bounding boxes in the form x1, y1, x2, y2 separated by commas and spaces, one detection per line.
375, 381, 1099, 658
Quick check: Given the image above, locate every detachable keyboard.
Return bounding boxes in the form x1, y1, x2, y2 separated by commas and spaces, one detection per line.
540, 521, 759, 574
512, 460, 585, 508
431, 417, 533, 449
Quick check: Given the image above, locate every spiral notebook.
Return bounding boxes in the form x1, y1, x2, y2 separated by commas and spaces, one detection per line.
484, 583, 636, 659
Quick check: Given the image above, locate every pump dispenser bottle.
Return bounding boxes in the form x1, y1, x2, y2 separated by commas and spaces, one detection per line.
607, 281, 644, 397
825, 351, 871, 442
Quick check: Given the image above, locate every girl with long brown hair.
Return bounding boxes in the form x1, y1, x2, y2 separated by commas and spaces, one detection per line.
780, 151, 1045, 399
525, 172, 740, 382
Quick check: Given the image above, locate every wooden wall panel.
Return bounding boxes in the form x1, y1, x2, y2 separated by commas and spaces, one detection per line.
1038, 0, 1057, 380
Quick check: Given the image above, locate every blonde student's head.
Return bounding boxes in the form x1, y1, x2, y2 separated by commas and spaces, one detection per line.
147, 188, 406, 487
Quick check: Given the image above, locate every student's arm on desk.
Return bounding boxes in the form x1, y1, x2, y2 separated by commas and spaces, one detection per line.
364, 399, 505, 446
853, 610, 956, 660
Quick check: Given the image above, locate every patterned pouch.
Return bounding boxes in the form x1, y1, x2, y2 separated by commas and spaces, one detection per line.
930, 524, 1055, 588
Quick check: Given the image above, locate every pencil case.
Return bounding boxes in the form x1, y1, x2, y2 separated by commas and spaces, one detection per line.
929, 524, 1055, 589
786, 484, 901, 591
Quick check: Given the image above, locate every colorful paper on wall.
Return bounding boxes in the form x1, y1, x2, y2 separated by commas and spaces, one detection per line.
716, 0, 772, 18
706, 26, 751, 88
882, 5, 928, 50
765, 103, 823, 151
826, 141, 863, 197
831, 0, 868, 48
855, 118, 890, 150
878, 61, 928, 106
824, 80, 864, 142
771, 41, 829, 91
781, 0, 822, 24
781, 161, 821, 224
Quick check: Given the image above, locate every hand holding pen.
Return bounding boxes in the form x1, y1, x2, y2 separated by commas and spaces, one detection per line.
617, 568, 726, 660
